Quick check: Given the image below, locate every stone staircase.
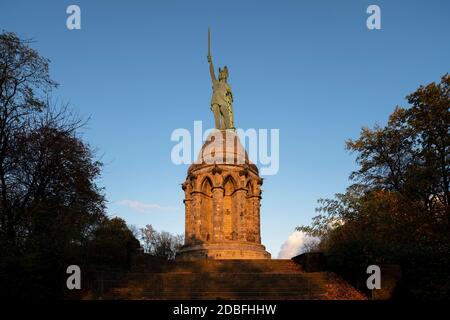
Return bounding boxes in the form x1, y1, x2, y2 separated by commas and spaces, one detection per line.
95, 259, 365, 300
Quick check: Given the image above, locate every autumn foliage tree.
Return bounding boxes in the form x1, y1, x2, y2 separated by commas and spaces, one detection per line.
298, 74, 449, 299
0, 32, 140, 298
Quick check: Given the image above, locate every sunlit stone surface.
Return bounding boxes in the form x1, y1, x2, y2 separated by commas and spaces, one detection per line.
176, 130, 271, 260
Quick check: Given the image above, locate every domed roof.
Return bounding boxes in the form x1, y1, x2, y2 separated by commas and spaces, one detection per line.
196, 130, 250, 165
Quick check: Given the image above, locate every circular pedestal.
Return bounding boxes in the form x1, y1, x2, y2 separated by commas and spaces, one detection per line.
176, 241, 271, 260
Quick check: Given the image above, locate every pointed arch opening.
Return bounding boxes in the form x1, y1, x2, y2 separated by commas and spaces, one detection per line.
223, 175, 236, 196
199, 176, 213, 242
200, 176, 213, 196
222, 175, 236, 240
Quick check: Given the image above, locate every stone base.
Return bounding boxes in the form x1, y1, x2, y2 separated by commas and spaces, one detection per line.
176, 241, 271, 260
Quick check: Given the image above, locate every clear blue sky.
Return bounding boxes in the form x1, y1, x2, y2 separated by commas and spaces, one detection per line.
1, 0, 449, 257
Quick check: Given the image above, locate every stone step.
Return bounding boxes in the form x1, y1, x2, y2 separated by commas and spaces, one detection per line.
124, 271, 326, 279
105, 287, 329, 299
109, 284, 330, 293
119, 273, 329, 286
91, 260, 365, 300
106, 292, 328, 300
111, 286, 327, 294
133, 259, 304, 274
98, 272, 333, 300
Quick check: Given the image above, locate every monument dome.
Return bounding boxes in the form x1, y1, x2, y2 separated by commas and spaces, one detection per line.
196, 130, 250, 165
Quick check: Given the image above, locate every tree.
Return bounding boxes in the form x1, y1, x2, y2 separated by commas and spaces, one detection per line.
0, 33, 106, 254
0, 32, 57, 241
140, 224, 183, 260
405, 75, 450, 208
298, 74, 449, 299
0, 31, 140, 299
346, 75, 449, 214
88, 218, 140, 268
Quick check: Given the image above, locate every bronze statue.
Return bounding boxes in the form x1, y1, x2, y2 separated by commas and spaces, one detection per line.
207, 28, 235, 130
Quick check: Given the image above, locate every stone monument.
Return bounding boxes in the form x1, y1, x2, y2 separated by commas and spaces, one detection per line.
176, 29, 270, 260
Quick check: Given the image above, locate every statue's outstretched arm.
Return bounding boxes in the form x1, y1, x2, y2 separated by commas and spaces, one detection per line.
208, 55, 217, 84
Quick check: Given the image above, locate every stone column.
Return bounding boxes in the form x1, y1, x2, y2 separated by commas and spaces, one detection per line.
234, 187, 247, 241
237, 169, 249, 242
190, 191, 202, 243
212, 165, 224, 241
255, 197, 261, 243
244, 195, 255, 243
254, 180, 262, 244
243, 177, 262, 244
187, 174, 200, 243
212, 186, 224, 241
182, 181, 193, 245
253, 196, 261, 243
183, 198, 192, 244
